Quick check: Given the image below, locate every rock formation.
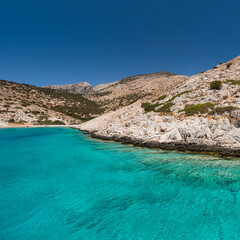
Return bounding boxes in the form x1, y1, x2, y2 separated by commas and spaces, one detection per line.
45, 82, 92, 94
46, 71, 189, 111
78, 56, 240, 157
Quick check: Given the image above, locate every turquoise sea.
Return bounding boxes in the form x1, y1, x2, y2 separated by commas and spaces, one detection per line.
1, 127, 240, 240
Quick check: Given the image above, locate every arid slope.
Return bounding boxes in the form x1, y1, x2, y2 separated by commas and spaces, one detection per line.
0, 80, 102, 126
46, 71, 189, 111
79, 56, 240, 156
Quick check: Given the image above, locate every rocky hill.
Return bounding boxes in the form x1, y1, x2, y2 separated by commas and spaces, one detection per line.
79, 56, 240, 157
46, 71, 189, 111
0, 80, 103, 126
45, 82, 92, 94
0, 70, 188, 127
89, 71, 187, 111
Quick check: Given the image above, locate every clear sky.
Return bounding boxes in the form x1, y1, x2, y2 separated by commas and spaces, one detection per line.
0, 0, 239, 87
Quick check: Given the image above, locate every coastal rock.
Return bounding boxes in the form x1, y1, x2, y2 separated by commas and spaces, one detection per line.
160, 127, 182, 142
78, 100, 240, 156
0, 120, 7, 128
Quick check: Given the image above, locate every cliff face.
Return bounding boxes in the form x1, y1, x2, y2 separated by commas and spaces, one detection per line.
79, 56, 240, 156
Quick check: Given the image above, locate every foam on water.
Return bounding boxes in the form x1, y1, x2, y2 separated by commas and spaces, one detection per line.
0, 127, 240, 239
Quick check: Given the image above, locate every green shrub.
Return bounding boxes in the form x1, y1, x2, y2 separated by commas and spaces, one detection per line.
210, 81, 222, 90
226, 80, 240, 85
38, 115, 48, 121
8, 118, 15, 123
157, 95, 166, 101
226, 63, 232, 69
16, 120, 27, 124
180, 102, 215, 116
38, 120, 58, 125
169, 91, 191, 101
141, 102, 160, 112
53, 120, 65, 125
30, 111, 41, 115
156, 101, 174, 113
209, 106, 237, 115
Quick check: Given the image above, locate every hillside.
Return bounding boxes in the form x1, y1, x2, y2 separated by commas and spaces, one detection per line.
79, 56, 240, 156
0, 80, 103, 126
46, 71, 189, 111
45, 82, 92, 94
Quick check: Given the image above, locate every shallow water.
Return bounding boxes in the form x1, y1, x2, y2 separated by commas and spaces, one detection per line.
0, 127, 240, 239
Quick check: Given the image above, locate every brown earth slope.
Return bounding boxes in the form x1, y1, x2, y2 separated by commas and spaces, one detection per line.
0, 80, 103, 125
46, 71, 189, 111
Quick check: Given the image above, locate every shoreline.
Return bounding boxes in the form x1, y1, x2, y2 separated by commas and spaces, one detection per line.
79, 130, 240, 158
0, 124, 81, 129
1, 124, 239, 158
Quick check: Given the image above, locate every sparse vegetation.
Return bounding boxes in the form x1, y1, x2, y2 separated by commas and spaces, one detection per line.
38, 120, 65, 125
142, 91, 190, 113
118, 71, 177, 85
157, 95, 166, 101
179, 102, 215, 116
8, 118, 15, 123
141, 102, 160, 112
38, 115, 48, 121
209, 106, 238, 115
156, 101, 174, 113
226, 63, 232, 69
169, 91, 191, 101
16, 120, 27, 124
30, 110, 41, 115
92, 91, 112, 97
226, 80, 240, 85
0, 79, 103, 122
210, 81, 222, 90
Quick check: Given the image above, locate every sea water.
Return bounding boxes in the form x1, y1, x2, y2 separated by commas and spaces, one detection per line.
0, 127, 240, 240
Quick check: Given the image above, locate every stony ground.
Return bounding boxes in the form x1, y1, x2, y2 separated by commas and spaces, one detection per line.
46, 71, 189, 111
79, 56, 240, 154
0, 80, 102, 126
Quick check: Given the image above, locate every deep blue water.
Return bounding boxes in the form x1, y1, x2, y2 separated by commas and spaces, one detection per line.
0, 128, 240, 240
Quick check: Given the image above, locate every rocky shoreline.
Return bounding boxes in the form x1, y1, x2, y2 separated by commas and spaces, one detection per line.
76, 103, 240, 158
1, 123, 239, 157
80, 130, 240, 158
0, 124, 81, 129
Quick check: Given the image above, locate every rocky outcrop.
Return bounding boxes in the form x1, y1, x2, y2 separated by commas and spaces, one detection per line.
77, 56, 240, 157
45, 82, 92, 94
0, 120, 7, 128
142, 56, 240, 115
77, 103, 240, 156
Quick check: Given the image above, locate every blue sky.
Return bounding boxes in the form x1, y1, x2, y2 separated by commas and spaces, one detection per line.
0, 0, 239, 87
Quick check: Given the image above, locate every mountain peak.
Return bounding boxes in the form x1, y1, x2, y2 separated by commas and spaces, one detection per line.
45, 82, 92, 94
